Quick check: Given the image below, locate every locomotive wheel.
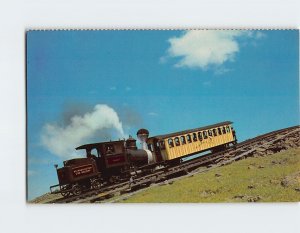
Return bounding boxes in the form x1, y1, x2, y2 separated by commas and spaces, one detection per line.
72, 184, 82, 196
61, 186, 71, 197
91, 179, 101, 190
108, 177, 114, 183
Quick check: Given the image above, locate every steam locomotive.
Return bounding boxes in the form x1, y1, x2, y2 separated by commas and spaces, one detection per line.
50, 121, 237, 197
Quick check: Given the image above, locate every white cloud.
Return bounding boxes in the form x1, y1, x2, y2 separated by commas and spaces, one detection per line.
41, 104, 126, 159
166, 30, 262, 70
246, 31, 266, 39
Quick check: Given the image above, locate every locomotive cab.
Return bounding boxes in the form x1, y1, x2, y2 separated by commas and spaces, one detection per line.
57, 158, 99, 185
50, 157, 101, 197
76, 140, 130, 181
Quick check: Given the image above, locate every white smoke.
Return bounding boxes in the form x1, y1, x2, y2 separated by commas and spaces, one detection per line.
41, 104, 126, 159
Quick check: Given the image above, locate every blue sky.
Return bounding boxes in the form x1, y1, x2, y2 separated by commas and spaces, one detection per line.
27, 30, 299, 200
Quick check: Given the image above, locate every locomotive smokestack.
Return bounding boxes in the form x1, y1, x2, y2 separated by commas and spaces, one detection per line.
137, 128, 149, 150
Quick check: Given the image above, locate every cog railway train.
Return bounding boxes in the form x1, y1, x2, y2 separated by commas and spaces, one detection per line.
50, 121, 237, 197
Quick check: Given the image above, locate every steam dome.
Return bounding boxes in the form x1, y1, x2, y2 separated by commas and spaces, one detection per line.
126, 136, 137, 149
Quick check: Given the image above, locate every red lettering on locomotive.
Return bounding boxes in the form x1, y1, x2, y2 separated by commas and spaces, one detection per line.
106, 156, 126, 165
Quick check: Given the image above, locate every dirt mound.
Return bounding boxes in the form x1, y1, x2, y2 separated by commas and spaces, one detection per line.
281, 172, 300, 188
233, 194, 262, 202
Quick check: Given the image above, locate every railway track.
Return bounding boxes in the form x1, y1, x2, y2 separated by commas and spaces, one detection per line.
47, 125, 299, 203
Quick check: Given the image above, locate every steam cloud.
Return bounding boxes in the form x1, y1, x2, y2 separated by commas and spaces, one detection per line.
41, 104, 126, 159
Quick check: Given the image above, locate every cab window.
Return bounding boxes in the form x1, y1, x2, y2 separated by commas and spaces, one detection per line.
105, 144, 115, 154
87, 148, 98, 159
91, 148, 98, 157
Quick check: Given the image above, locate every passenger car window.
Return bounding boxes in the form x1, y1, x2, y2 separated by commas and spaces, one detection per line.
180, 136, 186, 144
203, 131, 208, 139
193, 133, 197, 142
222, 127, 226, 134
218, 127, 222, 135
198, 132, 203, 141
213, 129, 217, 136
226, 126, 230, 132
187, 134, 192, 143
168, 138, 174, 148
174, 137, 180, 146
208, 130, 212, 137
159, 140, 165, 149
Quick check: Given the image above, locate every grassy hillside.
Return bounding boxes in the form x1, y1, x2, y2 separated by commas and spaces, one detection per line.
120, 148, 300, 203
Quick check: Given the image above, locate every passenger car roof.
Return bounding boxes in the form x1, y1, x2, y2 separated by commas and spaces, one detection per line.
149, 121, 233, 140
75, 121, 233, 149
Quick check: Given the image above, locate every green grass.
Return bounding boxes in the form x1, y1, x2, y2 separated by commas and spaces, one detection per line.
120, 148, 300, 203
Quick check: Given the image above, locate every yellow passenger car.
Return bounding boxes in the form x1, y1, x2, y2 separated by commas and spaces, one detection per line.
146, 121, 237, 163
